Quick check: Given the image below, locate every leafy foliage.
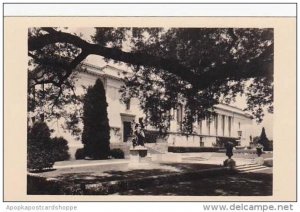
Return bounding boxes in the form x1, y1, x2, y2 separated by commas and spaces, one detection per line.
28, 28, 84, 138
52, 137, 70, 161
28, 27, 273, 135
258, 127, 271, 151
82, 79, 110, 159
75, 148, 85, 160
27, 122, 55, 171
112, 28, 273, 133
110, 148, 125, 159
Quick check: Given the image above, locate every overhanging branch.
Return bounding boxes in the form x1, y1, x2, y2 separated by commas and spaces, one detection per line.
28, 27, 273, 90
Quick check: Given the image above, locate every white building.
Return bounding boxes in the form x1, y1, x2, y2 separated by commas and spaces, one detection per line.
65, 63, 254, 152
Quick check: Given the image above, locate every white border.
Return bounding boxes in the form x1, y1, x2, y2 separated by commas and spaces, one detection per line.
3, 3, 297, 17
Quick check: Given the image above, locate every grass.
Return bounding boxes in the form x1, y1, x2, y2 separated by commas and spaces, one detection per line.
29, 163, 219, 184
116, 172, 272, 196
27, 163, 222, 195
27, 157, 273, 196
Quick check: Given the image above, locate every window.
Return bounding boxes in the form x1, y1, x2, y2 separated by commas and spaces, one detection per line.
171, 108, 176, 120
177, 105, 183, 123
199, 120, 202, 134
228, 116, 232, 137
222, 115, 225, 136
176, 104, 183, 131
125, 99, 131, 110
206, 118, 210, 135
215, 115, 218, 135
200, 137, 204, 147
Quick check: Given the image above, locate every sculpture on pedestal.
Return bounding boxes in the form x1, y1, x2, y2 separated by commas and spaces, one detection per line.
223, 141, 236, 168
129, 118, 148, 164
132, 118, 145, 148
255, 143, 265, 165
225, 142, 234, 159
256, 143, 263, 157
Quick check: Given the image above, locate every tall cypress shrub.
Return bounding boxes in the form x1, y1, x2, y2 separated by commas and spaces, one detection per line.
258, 127, 271, 151
82, 79, 110, 159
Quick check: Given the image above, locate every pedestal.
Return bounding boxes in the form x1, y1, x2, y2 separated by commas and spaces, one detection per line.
129, 146, 148, 163
128, 146, 148, 169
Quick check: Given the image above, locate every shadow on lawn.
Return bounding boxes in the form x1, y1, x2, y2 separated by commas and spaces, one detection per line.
29, 168, 57, 173
117, 172, 272, 196
27, 162, 272, 196
55, 169, 176, 184
48, 163, 219, 184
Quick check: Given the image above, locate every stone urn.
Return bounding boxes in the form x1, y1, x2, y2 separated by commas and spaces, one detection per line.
255, 144, 264, 165
256, 144, 263, 157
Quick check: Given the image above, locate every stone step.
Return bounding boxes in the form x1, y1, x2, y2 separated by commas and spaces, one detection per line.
236, 165, 265, 172
239, 167, 270, 173
182, 157, 207, 161
235, 163, 269, 173
236, 163, 263, 168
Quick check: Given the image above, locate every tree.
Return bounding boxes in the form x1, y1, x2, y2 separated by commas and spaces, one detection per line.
252, 136, 260, 145
28, 27, 273, 134
81, 79, 110, 159
258, 127, 271, 151
52, 137, 70, 161
27, 122, 55, 171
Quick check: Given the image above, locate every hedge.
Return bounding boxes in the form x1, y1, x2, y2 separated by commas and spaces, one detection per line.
110, 148, 125, 159
168, 146, 220, 153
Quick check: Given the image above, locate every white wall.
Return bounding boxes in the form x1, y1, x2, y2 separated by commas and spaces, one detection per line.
47, 64, 254, 151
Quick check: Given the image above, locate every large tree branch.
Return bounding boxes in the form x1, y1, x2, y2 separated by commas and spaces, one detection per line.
29, 28, 202, 86
28, 28, 273, 90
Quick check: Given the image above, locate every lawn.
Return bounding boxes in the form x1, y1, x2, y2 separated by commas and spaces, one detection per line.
28, 163, 222, 195
116, 172, 272, 196
27, 157, 272, 196
31, 163, 220, 182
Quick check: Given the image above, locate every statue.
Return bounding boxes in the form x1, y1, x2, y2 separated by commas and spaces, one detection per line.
255, 143, 264, 165
256, 143, 263, 157
223, 141, 236, 169
132, 118, 145, 148
225, 141, 234, 159
129, 118, 148, 164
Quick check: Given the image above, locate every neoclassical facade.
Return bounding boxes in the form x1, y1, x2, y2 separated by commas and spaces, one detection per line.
70, 63, 253, 148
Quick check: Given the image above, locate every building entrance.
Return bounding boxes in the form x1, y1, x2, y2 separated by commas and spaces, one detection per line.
121, 113, 135, 143
123, 121, 132, 142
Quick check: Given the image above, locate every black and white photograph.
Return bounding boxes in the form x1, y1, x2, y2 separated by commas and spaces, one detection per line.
26, 26, 274, 196
3, 3, 297, 205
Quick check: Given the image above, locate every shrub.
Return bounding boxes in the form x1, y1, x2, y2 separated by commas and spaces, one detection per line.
144, 130, 160, 143
27, 122, 55, 171
168, 146, 220, 153
258, 127, 272, 151
215, 137, 239, 148
52, 137, 70, 161
75, 148, 86, 160
110, 148, 125, 159
27, 175, 63, 195
82, 79, 110, 159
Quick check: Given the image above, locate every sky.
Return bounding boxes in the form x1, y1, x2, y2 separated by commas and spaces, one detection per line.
65, 27, 273, 139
